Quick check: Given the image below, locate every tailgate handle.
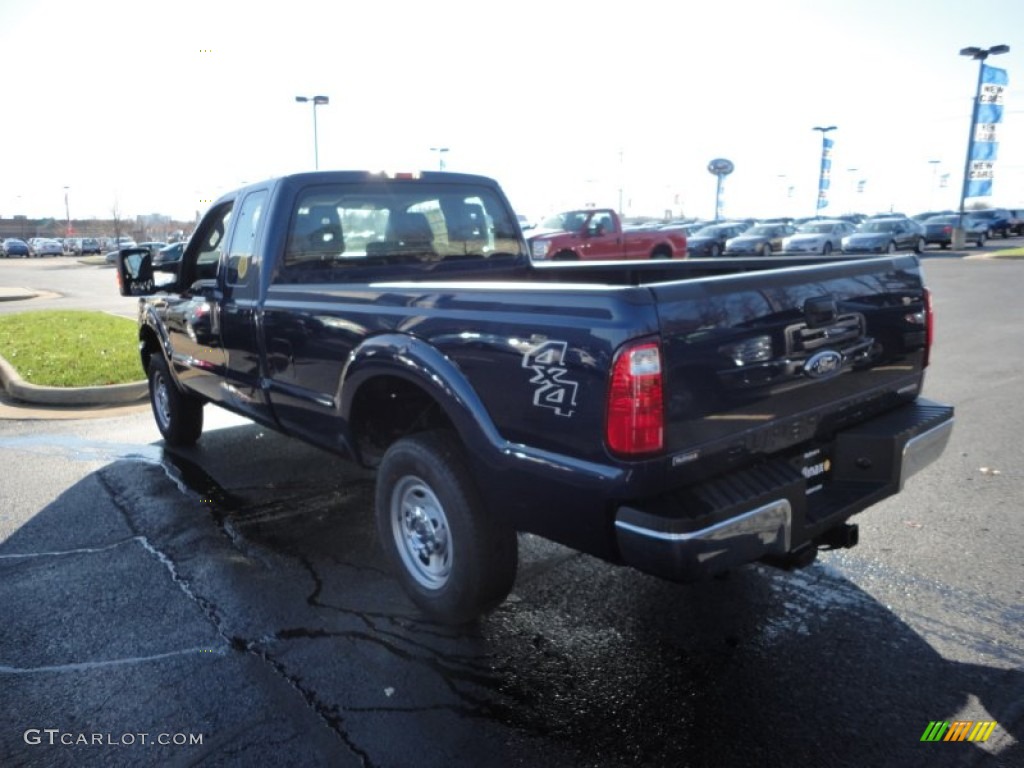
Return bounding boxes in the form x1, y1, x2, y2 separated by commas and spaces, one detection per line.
804, 296, 837, 328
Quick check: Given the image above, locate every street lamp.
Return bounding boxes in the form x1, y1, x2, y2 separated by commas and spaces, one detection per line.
63, 186, 71, 238
954, 44, 1009, 247
430, 147, 449, 171
295, 95, 329, 170
928, 159, 941, 210
812, 126, 837, 216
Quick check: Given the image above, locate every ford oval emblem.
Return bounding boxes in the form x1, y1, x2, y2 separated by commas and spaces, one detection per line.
707, 158, 735, 176
804, 349, 843, 379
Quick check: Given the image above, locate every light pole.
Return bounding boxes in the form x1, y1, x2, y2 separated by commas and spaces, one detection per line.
295, 95, 329, 170
813, 125, 837, 216
955, 44, 1009, 247
927, 159, 941, 210
846, 168, 858, 214
63, 186, 71, 238
430, 147, 449, 171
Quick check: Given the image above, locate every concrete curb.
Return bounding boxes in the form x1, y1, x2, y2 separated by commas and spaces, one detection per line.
0, 287, 39, 302
0, 353, 147, 406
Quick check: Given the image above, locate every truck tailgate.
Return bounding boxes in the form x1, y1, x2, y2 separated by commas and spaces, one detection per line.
648, 255, 930, 474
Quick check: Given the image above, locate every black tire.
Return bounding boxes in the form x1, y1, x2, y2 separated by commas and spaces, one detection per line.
148, 354, 204, 446
375, 430, 518, 624
761, 243, 772, 257
708, 243, 720, 258
977, 233, 986, 247
940, 242, 948, 249
914, 237, 925, 254
822, 242, 833, 255
552, 250, 578, 261
886, 241, 897, 254
650, 247, 671, 260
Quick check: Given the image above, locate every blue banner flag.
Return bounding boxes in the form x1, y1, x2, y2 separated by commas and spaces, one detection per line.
817, 137, 834, 210
967, 65, 1008, 198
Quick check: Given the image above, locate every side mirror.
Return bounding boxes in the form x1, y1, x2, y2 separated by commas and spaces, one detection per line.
116, 248, 158, 296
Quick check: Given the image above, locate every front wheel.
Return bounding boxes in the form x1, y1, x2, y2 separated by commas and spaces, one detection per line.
914, 237, 925, 254
977, 233, 987, 247
822, 242, 833, 255
886, 241, 897, 254
708, 243, 721, 258
375, 431, 518, 624
148, 354, 204, 446
761, 243, 772, 257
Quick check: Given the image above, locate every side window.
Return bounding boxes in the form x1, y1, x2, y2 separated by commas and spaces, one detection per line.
192, 203, 233, 282
224, 190, 267, 286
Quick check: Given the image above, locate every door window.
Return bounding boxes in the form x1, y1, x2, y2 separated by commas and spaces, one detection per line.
225, 190, 267, 286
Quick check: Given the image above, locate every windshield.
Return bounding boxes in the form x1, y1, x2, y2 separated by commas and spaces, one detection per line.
798, 222, 835, 234
694, 225, 731, 237
857, 220, 898, 233
745, 225, 776, 236
539, 210, 589, 231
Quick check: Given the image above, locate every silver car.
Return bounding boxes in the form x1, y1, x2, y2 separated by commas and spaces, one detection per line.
781, 220, 856, 255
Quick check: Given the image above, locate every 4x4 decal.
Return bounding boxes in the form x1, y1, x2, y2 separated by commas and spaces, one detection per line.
522, 340, 578, 417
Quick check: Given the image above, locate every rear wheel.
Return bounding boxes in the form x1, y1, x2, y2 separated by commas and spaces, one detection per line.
822, 242, 833, 255
650, 246, 672, 259
761, 243, 772, 257
375, 431, 518, 624
708, 243, 721, 258
886, 241, 897, 254
914, 237, 925, 254
148, 354, 204, 446
552, 250, 578, 261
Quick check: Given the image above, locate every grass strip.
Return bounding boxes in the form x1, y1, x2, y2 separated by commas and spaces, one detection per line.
0, 310, 141, 387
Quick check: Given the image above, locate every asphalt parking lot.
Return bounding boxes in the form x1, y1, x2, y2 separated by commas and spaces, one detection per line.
0, 253, 1022, 767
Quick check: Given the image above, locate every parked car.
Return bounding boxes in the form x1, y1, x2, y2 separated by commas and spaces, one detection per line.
32, 238, 64, 257
2, 238, 29, 257
136, 241, 168, 256
841, 218, 925, 255
781, 220, 857, 255
153, 241, 186, 266
685, 222, 749, 258
105, 239, 156, 264
1006, 209, 1024, 236
724, 223, 797, 256
70, 237, 102, 255
922, 214, 988, 248
970, 209, 1014, 238
527, 208, 687, 260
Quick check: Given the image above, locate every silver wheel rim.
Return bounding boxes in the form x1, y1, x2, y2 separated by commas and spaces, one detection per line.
391, 476, 451, 589
153, 371, 171, 430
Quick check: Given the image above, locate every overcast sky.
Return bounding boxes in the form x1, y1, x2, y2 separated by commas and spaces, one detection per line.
2, 0, 1022, 223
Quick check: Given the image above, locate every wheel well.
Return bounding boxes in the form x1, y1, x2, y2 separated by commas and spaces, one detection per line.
350, 375, 455, 467
552, 249, 578, 261
650, 244, 672, 259
139, 325, 160, 372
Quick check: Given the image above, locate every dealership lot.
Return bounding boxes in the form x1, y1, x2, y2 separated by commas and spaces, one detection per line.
0, 255, 1022, 766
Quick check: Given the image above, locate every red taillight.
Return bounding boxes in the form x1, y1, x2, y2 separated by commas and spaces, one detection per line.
923, 287, 934, 368
606, 341, 664, 455
943, 226, 952, 234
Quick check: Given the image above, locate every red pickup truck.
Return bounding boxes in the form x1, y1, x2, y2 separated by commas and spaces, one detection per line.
528, 208, 687, 261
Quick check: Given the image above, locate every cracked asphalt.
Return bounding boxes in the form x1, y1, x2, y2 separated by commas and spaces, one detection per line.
1, 257, 1022, 767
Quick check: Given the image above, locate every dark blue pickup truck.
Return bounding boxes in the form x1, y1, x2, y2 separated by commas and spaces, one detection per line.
116, 171, 954, 624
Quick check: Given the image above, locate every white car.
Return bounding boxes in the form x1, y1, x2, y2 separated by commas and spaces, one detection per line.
31, 238, 64, 257
782, 220, 856, 255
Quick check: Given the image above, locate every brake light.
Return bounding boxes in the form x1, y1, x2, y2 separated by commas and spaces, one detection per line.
606, 341, 664, 455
